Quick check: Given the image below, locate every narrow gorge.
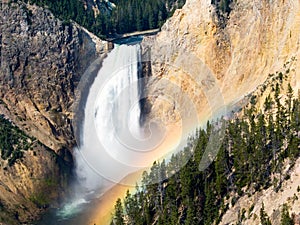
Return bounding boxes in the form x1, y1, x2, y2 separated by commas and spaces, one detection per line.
0, 0, 300, 224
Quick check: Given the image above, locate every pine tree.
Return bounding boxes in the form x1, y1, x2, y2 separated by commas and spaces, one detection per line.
280, 204, 293, 225
113, 198, 125, 225
260, 203, 272, 225
184, 202, 196, 225
215, 144, 228, 196
286, 83, 293, 120
124, 190, 141, 224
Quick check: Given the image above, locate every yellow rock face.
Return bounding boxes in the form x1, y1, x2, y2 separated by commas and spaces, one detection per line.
142, 0, 300, 132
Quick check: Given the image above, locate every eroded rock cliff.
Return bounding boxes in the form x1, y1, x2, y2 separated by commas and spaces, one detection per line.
0, 2, 107, 152
142, 0, 300, 129
141, 0, 300, 223
0, 1, 107, 223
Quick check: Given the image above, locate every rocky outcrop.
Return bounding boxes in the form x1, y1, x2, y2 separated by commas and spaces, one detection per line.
0, 1, 107, 223
142, 0, 300, 130
0, 2, 107, 152
221, 158, 300, 225
0, 140, 70, 224
84, 0, 112, 16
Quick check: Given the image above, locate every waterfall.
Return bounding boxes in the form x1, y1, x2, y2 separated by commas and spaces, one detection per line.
37, 39, 196, 225
50, 44, 144, 221
52, 42, 173, 223
76, 43, 143, 191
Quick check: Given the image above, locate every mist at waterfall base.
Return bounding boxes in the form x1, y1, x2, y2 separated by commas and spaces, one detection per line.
36, 41, 178, 224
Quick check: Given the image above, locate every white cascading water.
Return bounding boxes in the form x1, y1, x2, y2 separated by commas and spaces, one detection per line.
76, 43, 143, 190
56, 44, 144, 219
57, 42, 174, 222
37, 41, 224, 225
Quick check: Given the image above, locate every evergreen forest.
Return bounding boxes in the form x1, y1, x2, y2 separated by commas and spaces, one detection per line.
111, 64, 300, 224
19, 0, 185, 38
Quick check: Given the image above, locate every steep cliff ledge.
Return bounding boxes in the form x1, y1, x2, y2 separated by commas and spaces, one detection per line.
0, 2, 107, 152
142, 0, 300, 129
0, 1, 107, 223
139, 0, 300, 223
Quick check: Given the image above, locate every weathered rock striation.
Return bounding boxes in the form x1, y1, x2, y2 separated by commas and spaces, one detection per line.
0, 1, 107, 223
142, 0, 300, 129
141, 0, 300, 223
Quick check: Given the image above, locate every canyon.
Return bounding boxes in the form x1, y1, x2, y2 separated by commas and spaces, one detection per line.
0, 0, 300, 224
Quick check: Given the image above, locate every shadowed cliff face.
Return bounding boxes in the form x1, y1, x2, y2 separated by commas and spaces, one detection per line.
0, 2, 107, 223
142, 0, 300, 130
0, 2, 107, 152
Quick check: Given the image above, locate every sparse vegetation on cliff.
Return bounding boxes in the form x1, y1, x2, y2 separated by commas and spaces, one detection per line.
212, 0, 233, 14
280, 204, 294, 225
211, 0, 234, 27
0, 114, 34, 166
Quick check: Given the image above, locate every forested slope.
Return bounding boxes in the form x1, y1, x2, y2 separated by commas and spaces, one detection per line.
19, 0, 185, 38
111, 63, 300, 225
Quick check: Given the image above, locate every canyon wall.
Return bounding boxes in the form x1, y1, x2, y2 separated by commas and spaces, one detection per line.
142, 0, 300, 129
1, 0, 300, 223
142, 0, 300, 223
0, 2, 107, 223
